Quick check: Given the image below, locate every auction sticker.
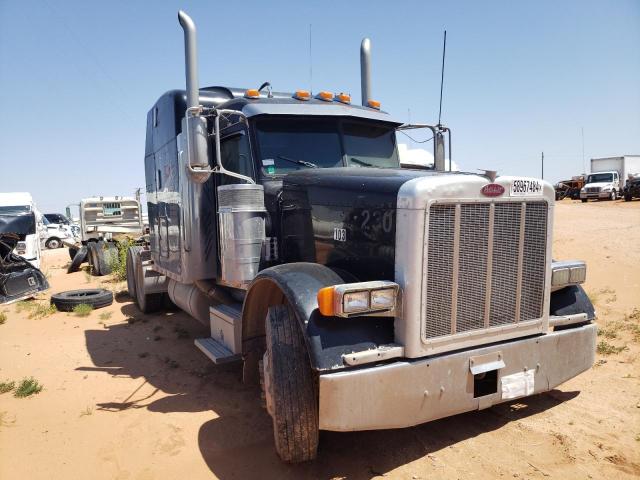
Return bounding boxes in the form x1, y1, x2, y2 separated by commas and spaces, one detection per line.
510, 178, 543, 197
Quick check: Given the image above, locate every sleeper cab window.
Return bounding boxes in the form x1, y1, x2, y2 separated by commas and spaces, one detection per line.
220, 132, 254, 185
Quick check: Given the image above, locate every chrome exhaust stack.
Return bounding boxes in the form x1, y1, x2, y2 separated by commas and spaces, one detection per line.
360, 38, 372, 106
178, 10, 199, 110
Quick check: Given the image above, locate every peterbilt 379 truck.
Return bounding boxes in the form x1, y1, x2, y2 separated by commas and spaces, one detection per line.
127, 11, 597, 462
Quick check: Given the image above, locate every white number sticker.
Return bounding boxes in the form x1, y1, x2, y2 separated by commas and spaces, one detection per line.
510, 179, 543, 197
333, 228, 347, 242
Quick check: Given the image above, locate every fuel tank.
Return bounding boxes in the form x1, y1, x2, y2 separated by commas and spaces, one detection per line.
280, 168, 435, 281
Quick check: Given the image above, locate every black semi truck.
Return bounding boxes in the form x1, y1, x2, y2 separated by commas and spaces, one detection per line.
127, 11, 597, 462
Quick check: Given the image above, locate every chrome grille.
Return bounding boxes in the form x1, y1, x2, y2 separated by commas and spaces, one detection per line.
586, 187, 600, 193
424, 201, 548, 341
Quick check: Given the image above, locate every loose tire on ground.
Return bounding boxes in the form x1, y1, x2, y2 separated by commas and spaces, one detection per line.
67, 246, 88, 273
50, 289, 113, 311
263, 305, 319, 463
96, 241, 118, 276
68, 246, 79, 261
87, 242, 101, 276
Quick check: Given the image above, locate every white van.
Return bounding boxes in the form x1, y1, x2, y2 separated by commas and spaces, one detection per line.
0, 192, 42, 269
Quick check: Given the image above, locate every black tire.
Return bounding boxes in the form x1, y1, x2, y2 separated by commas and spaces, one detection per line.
126, 246, 143, 299
263, 305, 318, 463
50, 289, 113, 311
96, 241, 118, 276
581, 199, 587, 203
625, 194, 632, 202
132, 247, 164, 313
610, 190, 617, 201
68, 246, 79, 261
87, 242, 101, 276
67, 246, 88, 273
45, 237, 62, 249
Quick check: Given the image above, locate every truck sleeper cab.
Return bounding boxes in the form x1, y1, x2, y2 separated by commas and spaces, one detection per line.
128, 11, 597, 463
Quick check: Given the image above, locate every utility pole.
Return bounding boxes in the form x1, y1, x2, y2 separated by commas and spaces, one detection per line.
541, 151, 544, 180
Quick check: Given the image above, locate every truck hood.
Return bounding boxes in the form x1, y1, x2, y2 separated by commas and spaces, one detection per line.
0, 233, 49, 304
583, 182, 614, 189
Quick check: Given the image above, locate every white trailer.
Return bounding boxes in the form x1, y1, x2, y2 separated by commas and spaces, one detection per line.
581, 155, 640, 201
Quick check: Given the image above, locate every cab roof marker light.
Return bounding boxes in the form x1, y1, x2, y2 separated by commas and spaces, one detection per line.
316, 91, 334, 102
293, 89, 311, 101
336, 93, 351, 104
244, 88, 260, 99
367, 99, 381, 110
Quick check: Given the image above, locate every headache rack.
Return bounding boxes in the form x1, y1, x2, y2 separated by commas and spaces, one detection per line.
422, 200, 548, 348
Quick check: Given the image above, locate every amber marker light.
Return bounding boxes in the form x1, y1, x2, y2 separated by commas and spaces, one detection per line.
317, 91, 334, 101
244, 89, 260, 99
367, 99, 381, 109
336, 93, 351, 104
317, 286, 336, 316
293, 89, 311, 100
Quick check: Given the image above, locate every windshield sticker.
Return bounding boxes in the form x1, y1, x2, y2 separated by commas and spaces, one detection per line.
262, 159, 275, 166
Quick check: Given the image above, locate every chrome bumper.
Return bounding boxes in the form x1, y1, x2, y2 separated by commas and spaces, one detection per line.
318, 323, 596, 431
580, 192, 608, 199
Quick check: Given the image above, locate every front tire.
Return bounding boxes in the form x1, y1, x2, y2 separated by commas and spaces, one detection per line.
263, 305, 318, 463
581, 199, 588, 203
45, 237, 61, 249
610, 190, 617, 201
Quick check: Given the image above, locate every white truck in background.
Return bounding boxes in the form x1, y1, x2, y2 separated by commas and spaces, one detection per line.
581, 156, 640, 202
0, 192, 43, 268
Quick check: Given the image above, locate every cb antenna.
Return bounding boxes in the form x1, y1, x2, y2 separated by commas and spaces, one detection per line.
437, 30, 447, 126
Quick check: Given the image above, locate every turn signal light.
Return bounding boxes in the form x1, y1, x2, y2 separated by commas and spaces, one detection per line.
317, 286, 336, 316
367, 99, 381, 109
244, 89, 260, 99
316, 91, 334, 102
293, 89, 311, 101
336, 93, 351, 104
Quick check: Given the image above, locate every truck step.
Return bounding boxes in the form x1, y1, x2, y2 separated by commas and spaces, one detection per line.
210, 303, 242, 323
194, 337, 241, 364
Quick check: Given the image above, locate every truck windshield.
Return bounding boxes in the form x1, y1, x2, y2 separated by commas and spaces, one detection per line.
254, 117, 399, 174
0, 212, 36, 235
587, 173, 613, 183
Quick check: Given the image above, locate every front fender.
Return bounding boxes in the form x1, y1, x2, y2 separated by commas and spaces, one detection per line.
550, 284, 595, 320
242, 262, 394, 371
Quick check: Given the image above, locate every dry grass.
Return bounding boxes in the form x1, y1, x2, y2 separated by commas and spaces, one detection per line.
0, 380, 16, 394
0, 311, 6, 325
72, 304, 93, 317
15, 301, 57, 319
98, 311, 112, 321
14, 377, 43, 398
597, 340, 627, 356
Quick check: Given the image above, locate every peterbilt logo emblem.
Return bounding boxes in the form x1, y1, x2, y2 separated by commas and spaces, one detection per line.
481, 184, 505, 197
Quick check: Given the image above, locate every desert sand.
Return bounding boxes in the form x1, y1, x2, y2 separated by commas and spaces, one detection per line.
0, 199, 639, 480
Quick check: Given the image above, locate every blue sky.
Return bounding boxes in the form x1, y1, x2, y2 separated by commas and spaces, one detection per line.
0, 0, 638, 212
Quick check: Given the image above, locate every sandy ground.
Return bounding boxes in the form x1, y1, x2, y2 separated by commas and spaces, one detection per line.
0, 200, 639, 480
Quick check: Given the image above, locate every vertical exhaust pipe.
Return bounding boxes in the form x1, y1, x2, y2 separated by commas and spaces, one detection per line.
360, 38, 372, 106
178, 10, 199, 110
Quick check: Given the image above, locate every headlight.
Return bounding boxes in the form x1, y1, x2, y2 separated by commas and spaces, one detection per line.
318, 281, 400, 317
343, 291, 370, 313
551, 260, 586, 290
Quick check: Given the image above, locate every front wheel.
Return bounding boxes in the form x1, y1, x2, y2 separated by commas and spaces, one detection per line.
610, 190, 617, 201
263, 305, 319, 463
625, 194, 632, 202
45, 237, 61, 249
581, 199, 588, 203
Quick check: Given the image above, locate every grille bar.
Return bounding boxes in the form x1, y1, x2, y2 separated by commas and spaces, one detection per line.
424, 201, 547, 342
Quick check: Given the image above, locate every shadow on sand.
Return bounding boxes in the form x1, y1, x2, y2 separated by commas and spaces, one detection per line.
80, 302, 579, 479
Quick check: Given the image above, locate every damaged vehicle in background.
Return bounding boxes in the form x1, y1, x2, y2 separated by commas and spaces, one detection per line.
0, 192, 49, 304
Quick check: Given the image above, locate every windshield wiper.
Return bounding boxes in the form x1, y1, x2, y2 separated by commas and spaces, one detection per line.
349, 157, 374, 167
277, 155, 318, 169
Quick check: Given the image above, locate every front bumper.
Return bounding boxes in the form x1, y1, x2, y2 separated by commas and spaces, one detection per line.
580, 192, 609, 199
318, 323, 596, 431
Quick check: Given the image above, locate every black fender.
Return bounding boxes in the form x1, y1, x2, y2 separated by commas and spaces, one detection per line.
550, 284, 595, 320
241, 262, 394, 373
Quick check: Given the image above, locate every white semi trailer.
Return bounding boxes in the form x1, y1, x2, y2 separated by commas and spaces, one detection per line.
581, 155, 640, 202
